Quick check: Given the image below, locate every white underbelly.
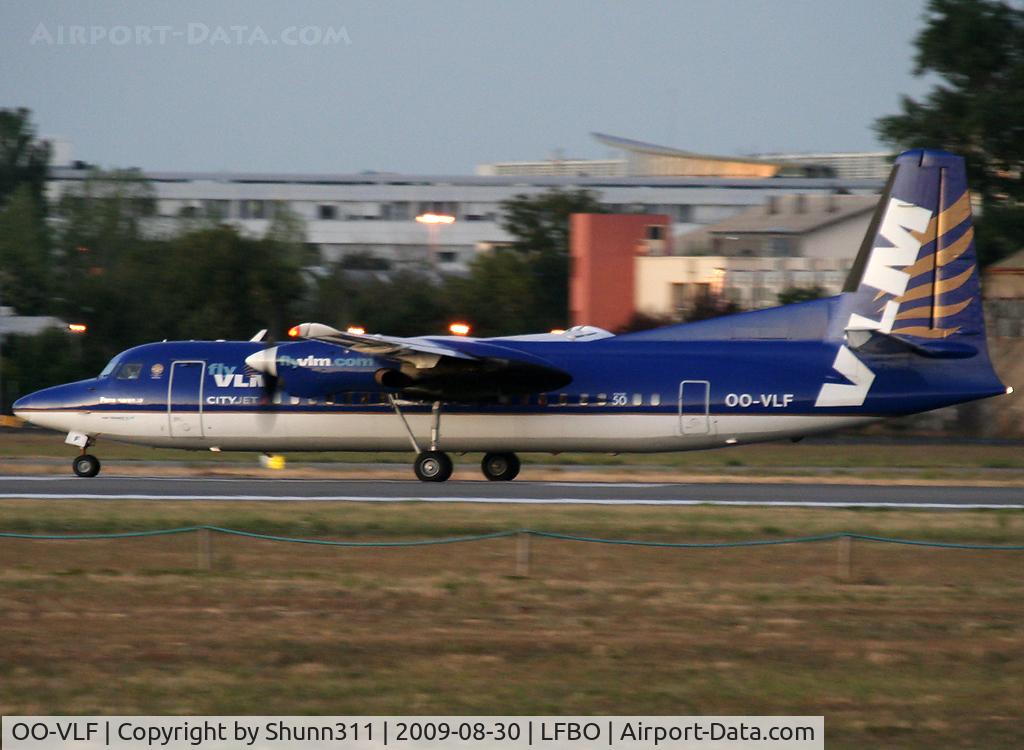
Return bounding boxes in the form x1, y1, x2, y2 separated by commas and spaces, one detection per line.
38, 410, 875, 453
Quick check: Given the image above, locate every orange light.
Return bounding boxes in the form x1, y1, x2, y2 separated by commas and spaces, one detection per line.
68, 323, 88, 333
448, 322, 471, 336
287, 325, 301, 338
550, 328, 566, 334
415, 213, 456, 225
346, 326, 366, 336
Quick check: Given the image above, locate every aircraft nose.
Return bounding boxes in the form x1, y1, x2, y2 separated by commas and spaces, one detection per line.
13, 389, 45, 426
12, 382, 96, 426
12, 391, 40, 415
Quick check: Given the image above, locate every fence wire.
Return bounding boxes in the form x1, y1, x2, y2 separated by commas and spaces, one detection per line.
1, 525, 1022, 550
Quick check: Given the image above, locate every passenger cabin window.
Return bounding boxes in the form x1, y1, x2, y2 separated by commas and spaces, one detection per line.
596, 393, 608, 406
651, 393, 661, 406
538, 394, 548, 406
116, 363, 142, 380
559, 394, 569, 406
579, 394, 589, 406
633, 393, 643, 406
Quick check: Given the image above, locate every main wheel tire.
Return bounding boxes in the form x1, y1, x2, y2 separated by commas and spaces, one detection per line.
72, 454, 101, 478
414, 451, 453, 482
481, 452, 520, 481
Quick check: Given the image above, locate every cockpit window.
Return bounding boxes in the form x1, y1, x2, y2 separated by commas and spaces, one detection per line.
98, 355, 123, 379
116, 363, 143, 380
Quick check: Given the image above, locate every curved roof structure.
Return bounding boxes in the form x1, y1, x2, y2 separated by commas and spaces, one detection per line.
592, 132, 785, 178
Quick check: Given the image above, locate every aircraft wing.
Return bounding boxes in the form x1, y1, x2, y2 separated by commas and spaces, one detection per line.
290, 322, 475, 369
285, 322, 572, 400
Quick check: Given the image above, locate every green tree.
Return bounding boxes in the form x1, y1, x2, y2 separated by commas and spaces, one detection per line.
0, 186, 51, 314
0, 108, 53, 317
875, 0, 1024, 265
446, 250, 538, 336
160, 225, 306, 341
777, 285, 826, 306
0, 107, 51, 208
500, 189, 606, 329
51, 169, 160, 368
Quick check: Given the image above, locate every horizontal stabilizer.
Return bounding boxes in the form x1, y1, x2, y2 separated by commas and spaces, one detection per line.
847, 328, 977, 359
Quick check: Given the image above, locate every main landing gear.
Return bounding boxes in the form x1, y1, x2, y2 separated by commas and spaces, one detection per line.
481, 452, 520, 481
72, 453, 101, 478
387, 396, 520, 482
414, 450, 453, 482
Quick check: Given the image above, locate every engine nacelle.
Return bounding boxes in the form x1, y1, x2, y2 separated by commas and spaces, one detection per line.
245, 342, 381, 398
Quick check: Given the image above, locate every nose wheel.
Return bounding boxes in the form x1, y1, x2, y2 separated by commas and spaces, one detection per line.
481, 452, 520, 481
414, 451, 453, 482
72, 454, 101, 478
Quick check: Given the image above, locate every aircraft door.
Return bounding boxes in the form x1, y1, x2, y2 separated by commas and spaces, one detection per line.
168, 361, 205, 438
678, 380, 710, 435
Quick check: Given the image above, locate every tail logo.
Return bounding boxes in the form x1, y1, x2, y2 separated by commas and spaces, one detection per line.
815, 198, 933, 408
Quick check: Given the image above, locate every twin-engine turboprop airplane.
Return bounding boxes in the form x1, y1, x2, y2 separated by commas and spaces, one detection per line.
13, 150, 1012, 481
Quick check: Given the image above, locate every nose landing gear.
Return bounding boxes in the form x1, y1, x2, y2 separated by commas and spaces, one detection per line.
66, 432, 100, 477
72, 453, 101, 478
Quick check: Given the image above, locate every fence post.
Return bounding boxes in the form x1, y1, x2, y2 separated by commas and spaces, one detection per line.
197, 527, 212, 571
837, 535, 852, 582
516, 531, 531, 577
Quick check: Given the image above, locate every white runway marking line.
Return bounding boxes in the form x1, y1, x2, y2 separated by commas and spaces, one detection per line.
2, 477, 679, 488
0, 493, 1020, 509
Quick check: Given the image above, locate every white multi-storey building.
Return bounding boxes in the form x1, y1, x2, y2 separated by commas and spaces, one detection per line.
46, 164, 881, 274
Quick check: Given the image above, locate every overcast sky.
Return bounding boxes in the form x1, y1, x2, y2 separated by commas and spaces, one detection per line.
1, 0, 932, 175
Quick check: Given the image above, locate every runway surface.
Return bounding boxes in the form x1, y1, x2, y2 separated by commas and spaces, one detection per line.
0, 475, 1023, 508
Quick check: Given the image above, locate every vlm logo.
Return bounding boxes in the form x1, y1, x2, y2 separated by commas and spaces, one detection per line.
815, 198, 932, 408
207, 363, 264, 388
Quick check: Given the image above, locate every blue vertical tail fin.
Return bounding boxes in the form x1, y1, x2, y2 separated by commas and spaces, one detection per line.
841, 149, 985, 350
816, 150, 1007, 410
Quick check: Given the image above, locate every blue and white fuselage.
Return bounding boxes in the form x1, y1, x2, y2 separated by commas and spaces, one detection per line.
11, 150, 1011, 479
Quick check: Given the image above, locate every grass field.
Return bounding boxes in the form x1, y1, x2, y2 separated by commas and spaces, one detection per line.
1, 500, 1022, 748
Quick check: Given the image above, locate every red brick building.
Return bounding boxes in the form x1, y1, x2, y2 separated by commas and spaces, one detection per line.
569, 213, 670, 331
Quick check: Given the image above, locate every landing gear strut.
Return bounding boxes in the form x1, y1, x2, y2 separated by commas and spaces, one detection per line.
481, 452, 520, 481
72, 454, 101, 478
389, 396, 454, 482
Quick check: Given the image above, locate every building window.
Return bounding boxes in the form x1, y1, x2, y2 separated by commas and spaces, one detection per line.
202, 200, 228, 219
437, 251, 458, 263
768, 236, 792, 256
239, 200, 267, 219
645, 225, 664, 240
318, 204, 337, 220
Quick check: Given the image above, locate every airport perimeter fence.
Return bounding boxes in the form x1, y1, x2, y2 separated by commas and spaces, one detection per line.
1, 525, 1022, 580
